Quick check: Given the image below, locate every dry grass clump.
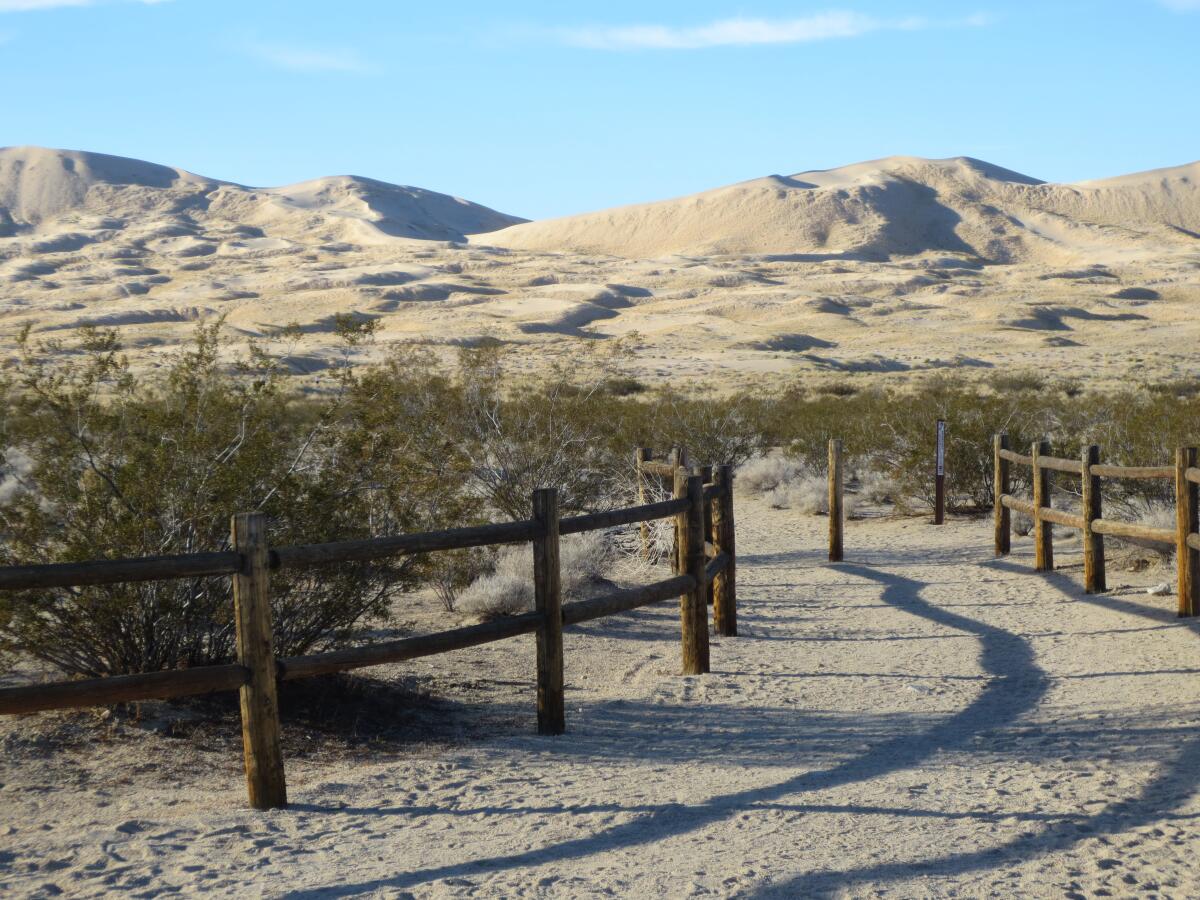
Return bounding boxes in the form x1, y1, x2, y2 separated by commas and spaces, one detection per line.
459, 532, 611, 620
739, 455, 862, 517
738, 456, 805, 494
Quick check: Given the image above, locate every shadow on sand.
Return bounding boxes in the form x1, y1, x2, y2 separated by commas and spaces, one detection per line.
279, 554, 1200, 898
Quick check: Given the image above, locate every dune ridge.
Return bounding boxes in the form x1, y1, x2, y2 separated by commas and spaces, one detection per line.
479, 155, 1200, 261
0, 146, 525, 243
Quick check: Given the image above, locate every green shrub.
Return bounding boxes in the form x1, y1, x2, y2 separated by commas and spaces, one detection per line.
0, 326, 463, 677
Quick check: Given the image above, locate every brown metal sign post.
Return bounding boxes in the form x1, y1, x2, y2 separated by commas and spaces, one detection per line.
935, 419, 946, 525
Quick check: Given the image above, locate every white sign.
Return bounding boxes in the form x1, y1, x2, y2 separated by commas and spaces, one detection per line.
936, 420, 946, 476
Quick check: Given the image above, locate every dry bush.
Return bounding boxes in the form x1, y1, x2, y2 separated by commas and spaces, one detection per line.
0, 324, 449, 677
854, 471, 899, 506
738, 456, 805, 494
765, 476, 859, 518
459, 532, 611, 620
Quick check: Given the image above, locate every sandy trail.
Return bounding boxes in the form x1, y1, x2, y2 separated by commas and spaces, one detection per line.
3, 501, 1200, 898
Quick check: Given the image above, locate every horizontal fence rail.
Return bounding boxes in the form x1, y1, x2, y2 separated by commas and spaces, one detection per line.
0, 551, 243, 591
994, 433, 1199, 618
0, 665, 250, 716
0, 452, 740, 811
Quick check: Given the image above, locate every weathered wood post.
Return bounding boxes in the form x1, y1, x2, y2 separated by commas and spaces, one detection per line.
697, 464, 714, 547
1082, 444, 1106, 594
676, 465, 686, 578
669, 446, 688, 571
677, 473, 710, 674
636, 447, 652, 559
231, 512, 287, 810
993, 433, 1011, 556
712, 464, 737, 637
1175, 447, 1198, 618
828, 439, 844, 562
532, 488, 565, 735
934, 419, 946, 525
1032, 440, 1053, 572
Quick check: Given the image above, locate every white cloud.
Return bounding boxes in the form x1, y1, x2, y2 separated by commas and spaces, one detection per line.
1159, 0, 1200, 10
0, 0, 165, 11
0, 0, 89, 9
556, 11, 990, 50
242, 40, 371, 74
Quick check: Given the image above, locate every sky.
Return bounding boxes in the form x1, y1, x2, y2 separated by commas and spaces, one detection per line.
1, 0, 1198, 219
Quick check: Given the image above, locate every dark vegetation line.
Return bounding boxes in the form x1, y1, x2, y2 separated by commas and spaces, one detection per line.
2, 319, 1197, 679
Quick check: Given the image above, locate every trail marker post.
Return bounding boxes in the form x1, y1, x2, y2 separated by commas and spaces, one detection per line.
934, 419, 946, 525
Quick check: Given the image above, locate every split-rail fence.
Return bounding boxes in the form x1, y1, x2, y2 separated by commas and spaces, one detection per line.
0, 462, 737, 809
993, 433, 1199, 617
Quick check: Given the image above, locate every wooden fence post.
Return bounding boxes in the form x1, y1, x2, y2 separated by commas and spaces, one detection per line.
934, 419, 946, 525
1082, 445, 1106, 594
993, 433, 1011, 556
1175, 447, 1198, 618
677, 474, 710, 674
828, 439, 844, 563
532, 488, 565, 735
697, 464, 714, 548
231, 512, 287, 810
1032, 440, 1053, 572
669, 447, 687, 571
712, 464, 737, 637
672, 467, 686, 577
636, 447, 652, 559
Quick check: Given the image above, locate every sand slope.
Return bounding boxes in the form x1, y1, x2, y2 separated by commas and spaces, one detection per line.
0, 146, 525, 243
481, 156, 1200, 261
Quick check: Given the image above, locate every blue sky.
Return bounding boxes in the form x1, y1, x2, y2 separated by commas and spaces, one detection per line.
1, 0, 1197, 219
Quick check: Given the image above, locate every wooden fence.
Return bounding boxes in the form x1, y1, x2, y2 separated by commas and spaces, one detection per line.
640, 443, 844, 564
635, 448, 737, 638
0, 470, 737, 810
993, 433, 1199, 617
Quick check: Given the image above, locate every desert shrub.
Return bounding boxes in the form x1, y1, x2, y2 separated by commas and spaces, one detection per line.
459, 532, 610, 619
600, 376, 648, 397
855, 472, 898, 505
765, 476, 857, 518
0, 326, 461, 677
738, 456, 806, 494
427, 548, 490, 613
459, 350, 611, 519
640, 389, 767, 468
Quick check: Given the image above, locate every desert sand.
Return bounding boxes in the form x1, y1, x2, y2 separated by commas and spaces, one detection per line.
2, 494, 1199, 897
2, 147, 1198, 389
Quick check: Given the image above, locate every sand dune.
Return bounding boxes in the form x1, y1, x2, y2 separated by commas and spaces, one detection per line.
480, 156, 1200, 261
1, 147, 1198, 389
0, 146, 525, 243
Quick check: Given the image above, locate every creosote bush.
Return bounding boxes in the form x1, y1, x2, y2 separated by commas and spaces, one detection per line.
2, 322, 1199, 678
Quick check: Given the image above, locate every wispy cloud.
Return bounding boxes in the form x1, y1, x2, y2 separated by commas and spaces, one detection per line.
241, 40, 372, 74
555, 11, 991, 50
1158, 0, 1200, 10
0, 0, 166, 11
